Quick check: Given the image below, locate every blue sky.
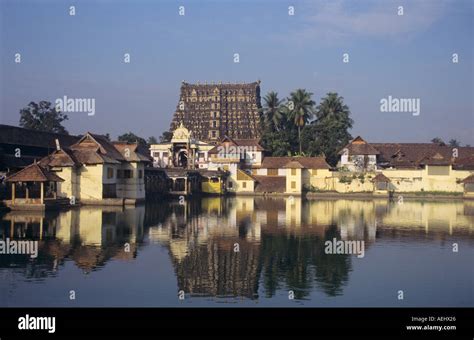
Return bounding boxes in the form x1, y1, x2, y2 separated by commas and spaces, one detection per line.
1, 0, 473, 144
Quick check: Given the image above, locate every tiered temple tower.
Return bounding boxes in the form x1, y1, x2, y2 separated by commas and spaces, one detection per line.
170, 81, 262, 143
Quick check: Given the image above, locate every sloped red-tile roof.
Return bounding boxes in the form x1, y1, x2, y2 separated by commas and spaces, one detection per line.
370, 142, 474, 169
372, 173, 391, 183
338, 136, 380, 156
453, 156, 474, 170
6, 162, 64, 182
69, 133, 124, 164
113, 142, 152, 162
462, 174, 474, 184
39, 148, 80, 167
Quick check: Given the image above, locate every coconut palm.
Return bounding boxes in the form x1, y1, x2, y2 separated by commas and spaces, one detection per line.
261, 91, 285, 132
315, 92, 350, 121
286, 89, 315, 154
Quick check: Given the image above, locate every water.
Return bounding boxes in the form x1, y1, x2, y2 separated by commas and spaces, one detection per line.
0, 197, 473, 307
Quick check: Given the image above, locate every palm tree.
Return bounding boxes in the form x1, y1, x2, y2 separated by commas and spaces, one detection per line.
287, 89, 315, 154
448, 139, 460, 147
261, 91, 285, 131
315, 92, 350, 120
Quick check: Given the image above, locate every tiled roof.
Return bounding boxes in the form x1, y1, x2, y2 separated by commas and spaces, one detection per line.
372, 143, 474, 169
453, 156, 474, 170
236, 169, 256, 181
372, 173, 391, 183
6, 162, 64, 182
261, 156, 330, 169
339, 136, 380, 156
254, 176, 286, 193
39, 149, 79, 167
113, 142, 152, 162
69, 133, 124, 165
0, 124, 79, 149
462, 174, 474, 184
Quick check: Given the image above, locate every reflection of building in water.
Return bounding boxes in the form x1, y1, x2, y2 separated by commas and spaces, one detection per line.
0, 206, 146, 274
2, 197, 473, 298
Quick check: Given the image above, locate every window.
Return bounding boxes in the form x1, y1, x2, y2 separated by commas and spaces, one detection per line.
291, 168, 296, 176
427, 165, 449, 176
228, 181, 233, 188
212, 131, 217, 138
242, 182, 247, 189
268, 169, 278, 176
163, 152, 169, 158
153, 152, 160, 157
291, 181, 296, 189
117, 169, 123, 179
124, 170, 133, 178
107, 167, 114, 179
139, 170, 143, 179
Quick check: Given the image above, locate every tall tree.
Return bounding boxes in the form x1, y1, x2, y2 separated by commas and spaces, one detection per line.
260, 91, 285, 132
159, 131, 173, 143
19, 101, 69, 134
431, 137, 445, 145
301, 92, 353, 166
448, 139, 460, 147
286, 89, 315, 154
147, 136, 158, 144
118, 132, 147, 145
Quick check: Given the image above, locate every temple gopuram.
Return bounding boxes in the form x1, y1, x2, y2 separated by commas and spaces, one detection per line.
169, 80, 262, 143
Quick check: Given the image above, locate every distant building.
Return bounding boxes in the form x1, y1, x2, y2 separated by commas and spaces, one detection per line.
207, 136, 264, 193
0, 124, 79, 173
38, 133, 151, 204
337, 136, 474, 196
169, 81, 262, 142
150, 123, 214, 169
339, 135, 474, 172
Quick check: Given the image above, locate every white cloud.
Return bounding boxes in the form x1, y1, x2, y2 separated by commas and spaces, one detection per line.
288, 0, 451, 43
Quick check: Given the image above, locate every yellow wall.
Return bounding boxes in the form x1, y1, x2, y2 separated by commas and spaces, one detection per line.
202, 180, 223, 194
77, 164, 105, 200
286, 168, 302, 194
53, 166, 78, 199
116, 162, 145, 199
300, 167, 474, 194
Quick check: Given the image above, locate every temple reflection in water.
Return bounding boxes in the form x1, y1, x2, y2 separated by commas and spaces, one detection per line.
1, 197, 473, 302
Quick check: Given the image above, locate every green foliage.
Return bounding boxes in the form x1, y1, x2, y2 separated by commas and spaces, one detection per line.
19, 101, 69, 134
159, 131, 173, 143
118, 132, 147, 145
260, 91, 352, 166
260, 91, 285, 132
431, 137, 445, 145
339, 176, 352, 184
147, 136, 158, 144
286, 89, 316, 154
448, 139, 460, 147
301, 93, 353, 166
260, 128, 298, 156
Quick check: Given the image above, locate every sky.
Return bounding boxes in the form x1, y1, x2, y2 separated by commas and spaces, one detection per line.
0, 0, 473, 144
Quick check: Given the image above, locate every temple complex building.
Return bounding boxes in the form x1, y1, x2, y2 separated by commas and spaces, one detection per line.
169, 81, 262, 142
